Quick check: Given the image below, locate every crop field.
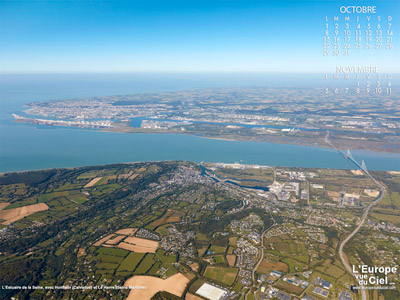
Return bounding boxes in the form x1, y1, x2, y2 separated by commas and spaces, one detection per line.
38, 191, 69, 202
315, 260, 346, 279
282, 257, 307, 273
214, 255, 225, 264
117, 252, 145, 272
3, 197, 37, 209
134, 254, 155, 274
96, 262, 119, 270
84, 177, 102, 188
2, 162, 399, 299
155, 225, 170, 236
0, 203, 49, 225
203, 266, 238, 286
0, 202, 10, 210
370, 212, 400, 224
257, 260, 288, 274
96, 247, 129, 257
93, 234, 114, 246
226, 254, 236, 267
209, 245, 226, 254
209, 164, 273, 183
150, 210, 176, 226
96, 253, 125, 264
105, 235, 125, 245
156, 249, 177, 266
121, 236, 159, 253
186, 293, 203, 300
229, 236, 237, 247
275, 280, 304, 295
147, 262, 161, 275
124, 273, 189, 300
93, 228, 159, 253
116, 228, 138, 235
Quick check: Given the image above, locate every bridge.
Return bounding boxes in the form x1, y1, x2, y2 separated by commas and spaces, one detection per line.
345, 148, 383, 187
325, 131, 387, 300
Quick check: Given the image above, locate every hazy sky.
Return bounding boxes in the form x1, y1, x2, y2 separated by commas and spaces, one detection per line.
1, 0, 399, 73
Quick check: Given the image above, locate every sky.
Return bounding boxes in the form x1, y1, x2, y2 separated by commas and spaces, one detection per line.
0, 0, 399, 73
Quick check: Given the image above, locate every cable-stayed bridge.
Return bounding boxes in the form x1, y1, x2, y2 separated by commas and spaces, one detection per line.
345, 149, 368, 172
325, 131, 387, 300
343, 149, 383, 187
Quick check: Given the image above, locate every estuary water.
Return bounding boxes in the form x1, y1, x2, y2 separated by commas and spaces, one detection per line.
1, 73, 399, 173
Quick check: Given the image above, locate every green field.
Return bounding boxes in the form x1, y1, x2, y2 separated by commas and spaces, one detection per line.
204, 266, 238, 286
370, 212, 400, 224
156, 249, 176, 266
382, 192, 400, 207
147, 262, 161, 275
2, 197, 37, 209
209, 245, 226, 254
117, 252, 145, 271
69, 195, 88, 204
96, 253, 125, 264
39, 191, 69, 202
135, 254, 155, 274
214, 255, 225, 264
97, 247, 129, 258
1, 162, 400, 299
96, 262, 119, 270
247, 293, 256, 300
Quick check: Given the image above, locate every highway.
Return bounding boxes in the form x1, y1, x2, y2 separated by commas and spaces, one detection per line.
326, 131, 387, 300
249, 212, 276, 300
338, 187, 385, 300
253, 217, 276, 282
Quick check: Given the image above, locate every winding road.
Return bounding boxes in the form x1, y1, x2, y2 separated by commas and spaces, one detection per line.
249, 213, 276, 300
326, 131, 387, 300
338, 185, 385, 300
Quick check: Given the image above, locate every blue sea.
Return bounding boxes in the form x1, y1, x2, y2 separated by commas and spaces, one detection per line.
0, 73, 399, 172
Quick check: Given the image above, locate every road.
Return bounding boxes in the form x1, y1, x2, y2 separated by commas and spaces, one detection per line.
326, 131, 387, 300
250, 213, 276, 300
252, 219, 275, 282
338, 186, 385, 300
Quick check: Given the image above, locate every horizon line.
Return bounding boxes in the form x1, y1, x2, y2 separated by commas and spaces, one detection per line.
2, 71, 400, 75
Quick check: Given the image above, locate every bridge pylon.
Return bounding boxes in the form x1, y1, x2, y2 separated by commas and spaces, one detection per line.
361, 160, 367, 172
346, 149, 355, 161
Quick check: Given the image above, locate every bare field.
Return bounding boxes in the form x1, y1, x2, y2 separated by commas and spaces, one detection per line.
190, 262, 199, 272
166, 213, 182, 223
105, 235, 125, 245
327, 191, 340, 198
351, 170, 364, 175
118, 236, 158, 253
0, 203, 10, 210
364, 189, 379, 197
128, 174, 139, 180
93, 234, 114, 246
226, 254, 236, 267
150, 210, 174, 226
118, 171, 133, 180
150, 210, 183, 226
124, 273, 189, 300
93, 228, 158, 253
258, 260, 288, 273
0, 203, 49, 225
77, 248, 86, 258
116, 228, 138, 236
185, 293, 204, 300
84, 177, 102, 188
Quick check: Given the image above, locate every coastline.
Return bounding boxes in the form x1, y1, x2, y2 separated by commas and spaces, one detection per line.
101, 126, 399, 155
